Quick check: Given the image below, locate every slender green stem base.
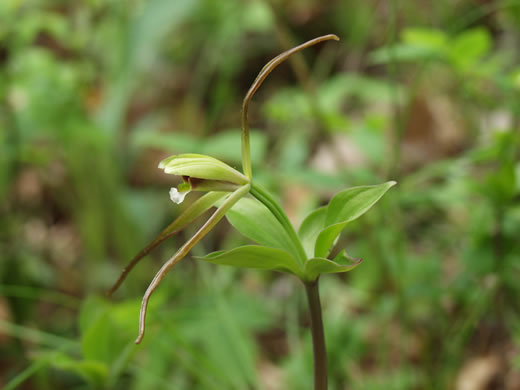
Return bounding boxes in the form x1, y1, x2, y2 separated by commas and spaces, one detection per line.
304, 279, 328, 390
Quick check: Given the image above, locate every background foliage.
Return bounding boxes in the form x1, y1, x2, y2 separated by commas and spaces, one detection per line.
1, 0, 520, 389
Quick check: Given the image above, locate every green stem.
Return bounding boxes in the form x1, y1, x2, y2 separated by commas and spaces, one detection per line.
250, 183, 307, 264
304, 279, 328, 390
241, 34, 339, 180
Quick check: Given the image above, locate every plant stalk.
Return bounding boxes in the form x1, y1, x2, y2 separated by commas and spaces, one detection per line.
304, 279, 328, 390
241, 34, 339, 179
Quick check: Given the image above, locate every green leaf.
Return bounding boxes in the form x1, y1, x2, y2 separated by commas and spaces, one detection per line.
159, 154, 248, 185
226, 196, 302, 260
314, 181, 396, 257
298, 206, 327, 258
448, 28, 491, 70
314, 224, 346, 259
326, 181, 396, 226
79, 296, 106, 335
50, 352, 108, 387
402, 28, 447, 51
319, 74, 406, 106
79, 296, 132, 367
303, 250, 362, 281
197, 245, 302, 276
370, 28, 448, 65
369, 44, 440, 64
81, 310, 113, 364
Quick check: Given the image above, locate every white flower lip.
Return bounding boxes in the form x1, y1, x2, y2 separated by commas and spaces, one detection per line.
169, 187, 190, 204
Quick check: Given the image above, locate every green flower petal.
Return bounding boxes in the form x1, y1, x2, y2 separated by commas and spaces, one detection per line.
159, 154, 249, 185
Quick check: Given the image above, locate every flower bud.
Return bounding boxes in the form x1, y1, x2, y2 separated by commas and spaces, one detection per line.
160, 154, 249, 204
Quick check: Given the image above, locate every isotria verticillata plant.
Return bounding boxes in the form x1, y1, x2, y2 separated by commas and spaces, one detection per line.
108, 34, 396, 390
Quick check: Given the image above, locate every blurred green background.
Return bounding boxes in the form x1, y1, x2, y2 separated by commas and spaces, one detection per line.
1, 0, 520, 389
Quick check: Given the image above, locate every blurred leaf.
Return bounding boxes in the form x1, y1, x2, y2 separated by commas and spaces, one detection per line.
470, 131, 519, 204
132, 130, 202, 154
79, 296, 135, 375
448, 28, 491, 70
402, 28, 447, 50
10, 10, 69, 45
202, 130, 267, 166
50, 352, 108, 387
484, 160, 517, 204
264, 87, 310, 122
242, 1, 274, 32
81, 309, 113, 364
370, 26, 492, 72
369, 43, 441, 64
350, 366, 421, 390
197, 245, 301, 275
319, 74, 405, 106
334, 1, 374, 47
279, 131, 308, 170
512, 67, 520, 89
0, 320, 77, 350
8, 48, 83, 137
79, 296, 107, 334
351, 115, 387, 164
132, 129, 267, 165
99, 0, 198, 133
3, 360, 47, 390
